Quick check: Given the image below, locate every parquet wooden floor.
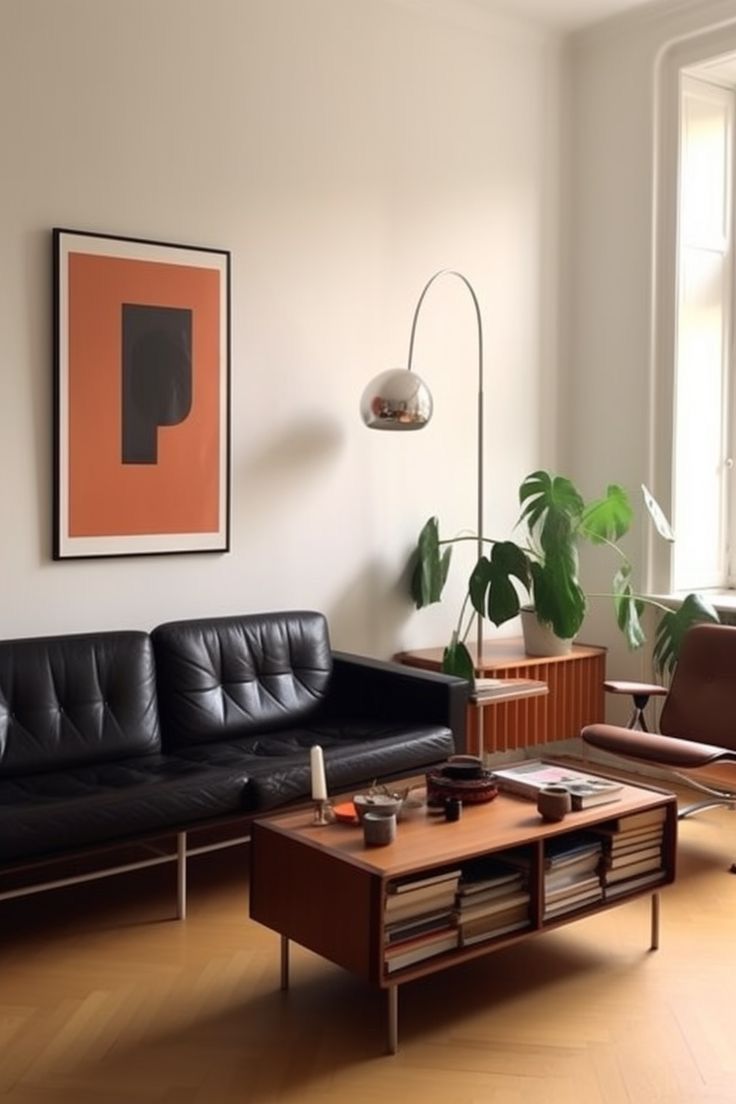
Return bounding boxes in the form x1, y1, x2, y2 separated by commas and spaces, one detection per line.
1, 777, 735, 1104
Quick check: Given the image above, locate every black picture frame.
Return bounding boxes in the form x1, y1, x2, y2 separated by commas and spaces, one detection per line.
53, 228, 231, 559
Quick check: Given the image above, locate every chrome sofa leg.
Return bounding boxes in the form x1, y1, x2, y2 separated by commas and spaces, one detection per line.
679, 798, 736, 819
177, 831, 187, 919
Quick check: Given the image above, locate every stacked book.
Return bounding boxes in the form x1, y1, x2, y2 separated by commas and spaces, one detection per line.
542, 833, 603, 919
383, 868, 461, 973
454, 857, 531, 946
595, 807, 667, 899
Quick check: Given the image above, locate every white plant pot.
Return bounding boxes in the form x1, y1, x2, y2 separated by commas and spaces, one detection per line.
520, 607, 574, 657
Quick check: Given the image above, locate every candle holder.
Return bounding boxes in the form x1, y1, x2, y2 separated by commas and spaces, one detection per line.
312, 799, 335, 827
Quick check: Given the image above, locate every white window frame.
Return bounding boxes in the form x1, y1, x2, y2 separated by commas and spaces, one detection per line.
650, 28, 736, 602
671, 74, 733, 592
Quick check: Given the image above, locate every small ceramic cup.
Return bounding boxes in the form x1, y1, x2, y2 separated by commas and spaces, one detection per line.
444, 797, 462, 822
537, 784, 572, 821
363, 810, 397, 846
353, 793, 403, 823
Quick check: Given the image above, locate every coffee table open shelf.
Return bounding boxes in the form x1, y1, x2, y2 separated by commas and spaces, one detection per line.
250, 778, 677, 1053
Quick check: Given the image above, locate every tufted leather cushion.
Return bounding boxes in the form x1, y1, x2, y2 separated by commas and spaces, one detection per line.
171, 720, 456, 810
152, 611, 333, 748
0, 754, 252, 863
0, 632, 160, 779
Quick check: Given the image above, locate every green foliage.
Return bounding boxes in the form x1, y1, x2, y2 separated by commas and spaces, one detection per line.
653, 593, 720, 676
612, 563, 646, 650
581, 484, 633, 543
469, 542, 530, 626
519, 471, 584, 537
410, 517, 451, 608
442, 634, 475, 683
409, 469, 719, 678
530, 554, 586, 641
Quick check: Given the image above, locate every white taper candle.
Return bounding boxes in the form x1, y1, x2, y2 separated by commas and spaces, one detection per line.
310, 745, 327, 801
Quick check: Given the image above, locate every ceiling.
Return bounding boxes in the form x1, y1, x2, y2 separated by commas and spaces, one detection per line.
486, 0, 678, 31
694, 54, 736, 86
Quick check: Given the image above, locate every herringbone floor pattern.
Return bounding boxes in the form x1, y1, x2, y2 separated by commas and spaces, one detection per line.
2, 780, 735, 1103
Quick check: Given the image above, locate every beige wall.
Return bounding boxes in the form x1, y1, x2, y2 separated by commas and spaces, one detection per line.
0, 0, 563, 654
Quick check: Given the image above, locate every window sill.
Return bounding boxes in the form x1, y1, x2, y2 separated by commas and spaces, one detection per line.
648, 589, 736, 614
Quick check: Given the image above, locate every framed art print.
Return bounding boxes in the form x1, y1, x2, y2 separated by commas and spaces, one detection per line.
53, 229, 230, 558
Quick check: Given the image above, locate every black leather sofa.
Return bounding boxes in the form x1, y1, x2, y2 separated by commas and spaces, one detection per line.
0, 610, 466, 914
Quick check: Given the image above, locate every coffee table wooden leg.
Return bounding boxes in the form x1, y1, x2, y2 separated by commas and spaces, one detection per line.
387, 985, 398, 1054
280, 935, 289, 990
650, 892, 660, 950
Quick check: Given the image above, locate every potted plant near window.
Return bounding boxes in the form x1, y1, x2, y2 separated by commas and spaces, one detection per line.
411, 469, 719, 682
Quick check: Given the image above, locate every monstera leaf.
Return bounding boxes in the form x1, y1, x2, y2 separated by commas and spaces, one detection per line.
613, 562, 646, 650
582, 484, 633, 543
518, 471, 584, 545
410, 517, 451, 608
530, 552, 587, 641
441, 633, 475, 685
653, 592, 720, 676
468, 542, 531, 627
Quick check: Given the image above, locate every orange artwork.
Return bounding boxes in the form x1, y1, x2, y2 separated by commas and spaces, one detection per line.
54, 231, 230, 557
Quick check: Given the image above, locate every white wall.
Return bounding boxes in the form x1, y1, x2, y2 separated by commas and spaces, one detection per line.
565, 0, 736, 686
0, 0, 563, 655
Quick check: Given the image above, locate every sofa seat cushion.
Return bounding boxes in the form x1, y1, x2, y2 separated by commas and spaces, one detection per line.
0, 754, 252, 864
170, 720, 455, 810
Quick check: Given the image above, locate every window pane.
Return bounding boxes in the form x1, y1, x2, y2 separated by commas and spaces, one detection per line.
673, 248, 727, 589
681, 90, 729, 246
673, 77, 732, 591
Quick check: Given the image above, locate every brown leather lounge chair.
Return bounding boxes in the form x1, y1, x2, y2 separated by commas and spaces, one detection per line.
582, 623, 736, 872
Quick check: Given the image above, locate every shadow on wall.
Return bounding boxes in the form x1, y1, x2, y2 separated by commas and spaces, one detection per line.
235, 415, 344, 505
233, 413, 416, 658
326, 556, 415, 659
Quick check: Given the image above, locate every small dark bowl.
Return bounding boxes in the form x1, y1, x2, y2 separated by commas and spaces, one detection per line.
442, 762, 485, 781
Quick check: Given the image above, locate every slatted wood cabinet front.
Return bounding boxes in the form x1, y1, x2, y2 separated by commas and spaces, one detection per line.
395, 640, 606, 756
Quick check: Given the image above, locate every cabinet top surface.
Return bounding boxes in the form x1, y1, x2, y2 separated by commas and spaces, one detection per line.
253, 780, 674, 880
395, 637, 606, 674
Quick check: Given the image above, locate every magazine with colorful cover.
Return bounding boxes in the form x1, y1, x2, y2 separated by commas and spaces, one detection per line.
491, 760, 623, 802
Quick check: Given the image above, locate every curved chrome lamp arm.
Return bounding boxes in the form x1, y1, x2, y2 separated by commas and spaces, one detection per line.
360, 268, 487, 669
406, 270, 485, 668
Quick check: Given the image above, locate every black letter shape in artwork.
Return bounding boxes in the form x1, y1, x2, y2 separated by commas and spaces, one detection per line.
122, 304, 193, 464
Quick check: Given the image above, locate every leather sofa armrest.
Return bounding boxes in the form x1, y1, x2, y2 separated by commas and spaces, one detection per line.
322, 652, 469, 754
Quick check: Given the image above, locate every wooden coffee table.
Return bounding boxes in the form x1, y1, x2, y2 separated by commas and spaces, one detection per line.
250, 778, 676, 1053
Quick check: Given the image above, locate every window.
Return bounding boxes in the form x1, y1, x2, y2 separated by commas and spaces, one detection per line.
672, 71, 734, 592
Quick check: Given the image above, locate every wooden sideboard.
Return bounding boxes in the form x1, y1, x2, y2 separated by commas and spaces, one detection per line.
395, 639, 606, 757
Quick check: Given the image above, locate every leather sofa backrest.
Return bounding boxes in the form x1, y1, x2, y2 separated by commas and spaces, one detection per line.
152, 611, 333, 747
0, 631, 161, 778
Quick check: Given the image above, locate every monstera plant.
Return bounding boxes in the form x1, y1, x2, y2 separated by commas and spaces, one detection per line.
411, 469, 719, 681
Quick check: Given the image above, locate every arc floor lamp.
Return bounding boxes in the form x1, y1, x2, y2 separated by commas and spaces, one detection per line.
360, 269, 486, 667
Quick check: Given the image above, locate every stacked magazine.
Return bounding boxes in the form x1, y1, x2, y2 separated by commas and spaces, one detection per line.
542, 833, 604, 919
492, 760, 623, 809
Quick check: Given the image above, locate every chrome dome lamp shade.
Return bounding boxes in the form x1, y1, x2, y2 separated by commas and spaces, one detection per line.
359, 367, 433, 430
359, 269, 486, 668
